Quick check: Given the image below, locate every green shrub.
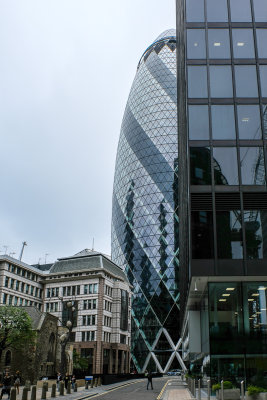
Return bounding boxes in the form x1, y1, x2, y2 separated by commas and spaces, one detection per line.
247, 386, 267, 396
212, 381, 234, 391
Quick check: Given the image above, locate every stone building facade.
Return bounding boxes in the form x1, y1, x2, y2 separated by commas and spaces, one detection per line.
0, 250, 131, 377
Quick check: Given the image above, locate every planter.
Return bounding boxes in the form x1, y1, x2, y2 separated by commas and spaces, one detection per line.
246, 391, 267, 400
216, 389, 240, 400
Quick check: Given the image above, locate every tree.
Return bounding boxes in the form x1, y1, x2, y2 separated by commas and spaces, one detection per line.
0, 306, 36, 360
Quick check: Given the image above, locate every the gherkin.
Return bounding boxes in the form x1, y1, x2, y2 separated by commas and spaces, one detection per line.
111, 30, 181, 373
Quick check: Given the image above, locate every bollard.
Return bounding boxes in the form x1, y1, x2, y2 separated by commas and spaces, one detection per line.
85, 381, 89, 390
22, 387, 28, 400
98, 377, 101, 386
221, 380, 224, 400
31, 386, 36, 400
94, 378, 98, 388
241, 381, 245, 400
74, 383, 77, 393
51, 384, 56, 398
90, 378, 94, 389
59, 381, 64, 396
41, 385, 47, 400
207, 380, 210, 400
25, 381, 31, 392
10, 388, 16, 400
198, 379, 201, 400
67, 382, 71, 394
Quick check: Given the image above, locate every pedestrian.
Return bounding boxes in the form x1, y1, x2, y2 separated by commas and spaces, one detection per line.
13, 371, 21, 395
71, 375, 76, 390
0, 371, 12, 400
64, 375, 69, 390
146, 371, 153, 390
56, 372, 62, 391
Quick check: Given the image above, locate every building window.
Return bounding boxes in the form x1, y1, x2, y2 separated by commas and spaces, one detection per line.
4, 277, 9, 288
240, 147, 265, 185
3, 293, 7, 304
253, 0, 267, 22
5, 351, 11, 366
188, 66, 208, 98
9, 296, 13, 305
206, 0, 228, 22
208, 29, 230, 59
187, 29, 206, 59
259, 66, 267, 98
186, 0, 205, 22
211, 106, 236, 140
230, 0, 252, 22
235, 66, 258, 98
244, 210, 267, 259
84, 285, 88, 294
15, 281, 19, 291
217, 211, 243, 259
213, 147, 239, 185
256, 30, 267, 58
232, 29, 255, 59
188, 105, 209, 140
237, 105, 262, 140
192, 211, 214, 259
209, 66, 233, 98
10, 279, 14, 289
190, 147, 212, 185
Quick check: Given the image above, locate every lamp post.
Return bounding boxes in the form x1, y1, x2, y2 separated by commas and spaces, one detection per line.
59, 301, 76, 376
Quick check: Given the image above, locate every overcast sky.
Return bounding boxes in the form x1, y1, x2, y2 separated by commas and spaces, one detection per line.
0, 0, 175, 265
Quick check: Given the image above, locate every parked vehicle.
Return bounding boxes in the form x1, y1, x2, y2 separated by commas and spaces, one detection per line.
167, 369, 182, 376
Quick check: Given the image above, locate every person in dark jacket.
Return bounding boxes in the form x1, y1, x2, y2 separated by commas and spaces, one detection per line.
146, 371, 153, 390
13, 371, 21, 394
0, 372, 12, 400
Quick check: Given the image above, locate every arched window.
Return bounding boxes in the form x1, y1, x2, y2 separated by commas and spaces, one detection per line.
5, 350, 11, 366
47, 333, 55, 362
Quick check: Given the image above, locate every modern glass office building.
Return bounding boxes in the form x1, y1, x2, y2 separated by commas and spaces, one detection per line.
111, 30, 182, 373
177, 0, 267, 383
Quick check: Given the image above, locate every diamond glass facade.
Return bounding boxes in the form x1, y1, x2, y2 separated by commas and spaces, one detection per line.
111, 30, 180, 373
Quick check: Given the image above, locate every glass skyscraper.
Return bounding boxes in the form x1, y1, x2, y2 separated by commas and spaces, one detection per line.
111, 30, 181, 373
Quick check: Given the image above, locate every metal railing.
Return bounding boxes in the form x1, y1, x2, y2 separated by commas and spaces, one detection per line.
187, 378, 245, 400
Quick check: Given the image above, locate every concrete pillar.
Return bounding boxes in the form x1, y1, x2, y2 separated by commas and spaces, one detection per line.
108, 349, 113, 374
59, 381, 64, 396
22, 387, 28, 400
67, 382, 71, 394
41, 385, 46, 400
115, 349, 119, 374
74, 383, 77, 393
10, 388, 16, 400
121, 351, 125, 373
31, 386, 36, 400
51, 384, 56, 398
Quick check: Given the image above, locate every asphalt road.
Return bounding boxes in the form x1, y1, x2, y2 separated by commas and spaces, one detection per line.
85, 377, 168, 400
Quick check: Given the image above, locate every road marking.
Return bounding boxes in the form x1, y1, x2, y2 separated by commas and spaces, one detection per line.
78, 380, 145, 399
157, 379, 170, 400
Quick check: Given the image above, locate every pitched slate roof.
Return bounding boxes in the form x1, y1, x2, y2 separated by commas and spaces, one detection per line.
49, 249, 127, 282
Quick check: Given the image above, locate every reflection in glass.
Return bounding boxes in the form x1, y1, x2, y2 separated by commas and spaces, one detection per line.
235, 66, 258, 98
230, 0, 252, 22
237, 105, 262, 140
188, 66, 208, 98
186, 0, 205, 22
210, 66, 233, 98
232, 29, 255, 58
256, 30, 267, 58
211, 105, 236, 140
244, 211, 267, 259
263, 106, 267, 139
208, 29, 230, 59
253, 0, 267, 22
217, 211, 243, 259
259, 66, 267, 97
206, 0, 228, 22
192, 211, 214, 258
240, 147, 265, 185
188, 105, 209, 140
187, 29, 206, 59
213, 147, 239, 185
190, 147, 212, 185
244, 283, 267, 339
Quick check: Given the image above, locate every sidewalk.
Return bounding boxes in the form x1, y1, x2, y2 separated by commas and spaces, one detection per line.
9, 379, 144, 400
160, 378, 193, 400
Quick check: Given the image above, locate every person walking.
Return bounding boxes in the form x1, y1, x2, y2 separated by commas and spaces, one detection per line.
71, 375, 76, 390
146, 371, 153, 390
13, 371, 21, 395
56, 372, 62, 391
0, 372, 12, 400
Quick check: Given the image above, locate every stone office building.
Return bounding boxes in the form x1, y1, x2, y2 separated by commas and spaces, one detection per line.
0, 249, 131, 376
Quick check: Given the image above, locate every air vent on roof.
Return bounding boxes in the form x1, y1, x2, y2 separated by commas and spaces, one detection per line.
243, 192, 267, 210
215, 193, 241, 210
191, 193, 212, 211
